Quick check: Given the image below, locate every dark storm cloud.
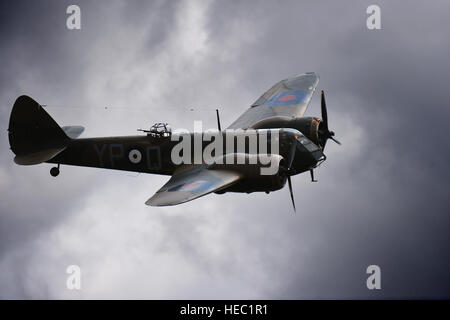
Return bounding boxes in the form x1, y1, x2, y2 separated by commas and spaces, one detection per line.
0, 0, 184, 298
204, 0, 450, 298
0, 0, 449, 299
0, 0, 94, 263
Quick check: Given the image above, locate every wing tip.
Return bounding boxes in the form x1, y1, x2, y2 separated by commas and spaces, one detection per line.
145, 199, 186, 207
305, 71, 319, 78
145, 197, 162, 207
145, 195, 185, 207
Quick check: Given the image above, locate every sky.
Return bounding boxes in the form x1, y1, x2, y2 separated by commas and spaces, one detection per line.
0, 0, 449, 299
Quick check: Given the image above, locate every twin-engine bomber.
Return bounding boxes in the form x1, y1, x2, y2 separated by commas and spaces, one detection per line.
8, 72, 340, 210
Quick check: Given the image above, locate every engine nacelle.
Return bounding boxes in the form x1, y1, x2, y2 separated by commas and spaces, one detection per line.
250, 116, 322, 147
211, 153, 288, 194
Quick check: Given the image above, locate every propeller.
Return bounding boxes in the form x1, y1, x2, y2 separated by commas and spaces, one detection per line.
287, 176, 296, 212
285, 140, 298, 213
319, 90, 341, 149
284, 90, 341, 213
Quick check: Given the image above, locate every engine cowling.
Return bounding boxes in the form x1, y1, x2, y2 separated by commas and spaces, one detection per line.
211, 153, 288, 194
250, 116, 322, 148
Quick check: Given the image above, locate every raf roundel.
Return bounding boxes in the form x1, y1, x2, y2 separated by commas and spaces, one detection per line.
266, 90, 308, 107
128, 149, 142, 164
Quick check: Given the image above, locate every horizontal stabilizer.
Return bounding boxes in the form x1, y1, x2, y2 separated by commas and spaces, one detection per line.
62, 126, 85, 139
14, 147, 67, 165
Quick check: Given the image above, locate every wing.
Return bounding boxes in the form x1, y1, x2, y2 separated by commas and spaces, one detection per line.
228, 72, 319, 129
146, 165, 242, 206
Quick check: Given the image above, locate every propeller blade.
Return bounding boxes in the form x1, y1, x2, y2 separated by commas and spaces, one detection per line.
287, 176, 296, 213
310, 169, 317, 182
319, 90, 341, 149
330, 136, 342, 145
321, 137, 327, 150
287, 141, 297, 170
321, 90, 329, 132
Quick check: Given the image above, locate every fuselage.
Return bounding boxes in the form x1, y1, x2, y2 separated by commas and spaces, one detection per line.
48, 128, 324, 178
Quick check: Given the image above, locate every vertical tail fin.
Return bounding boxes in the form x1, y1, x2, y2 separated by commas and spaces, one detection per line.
8, 95, 69, 165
